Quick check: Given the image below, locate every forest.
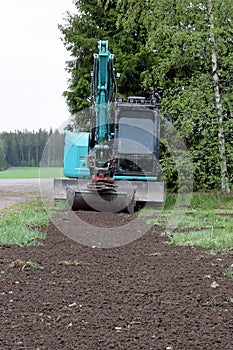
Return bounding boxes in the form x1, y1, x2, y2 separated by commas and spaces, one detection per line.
58, 0, 232, 192
0, 129, 64, 170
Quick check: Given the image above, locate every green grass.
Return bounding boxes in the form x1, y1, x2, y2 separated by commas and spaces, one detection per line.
0, 167, 63, 179
170, 227, 233, 250
225, 265, 233, 279
147, 192, 233, 251
0, 198, 50, 246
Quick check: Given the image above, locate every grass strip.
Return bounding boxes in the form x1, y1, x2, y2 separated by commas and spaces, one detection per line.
146, 192, 233, 250
0, 167, 63, 179
0, 198, 50, 246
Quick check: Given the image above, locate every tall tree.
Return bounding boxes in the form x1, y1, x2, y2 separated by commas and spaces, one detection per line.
0, 138, 6, 171
207, 0, 230, 193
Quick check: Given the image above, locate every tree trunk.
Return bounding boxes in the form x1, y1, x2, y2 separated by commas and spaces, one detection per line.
28, 147, 31, 164
208, 0, 230, 193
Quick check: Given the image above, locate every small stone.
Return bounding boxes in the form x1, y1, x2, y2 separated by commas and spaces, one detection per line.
211, 281, 219, 289
68, 302, 77, 307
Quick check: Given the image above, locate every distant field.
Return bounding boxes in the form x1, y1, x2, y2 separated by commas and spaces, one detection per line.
0, 167, 63, 179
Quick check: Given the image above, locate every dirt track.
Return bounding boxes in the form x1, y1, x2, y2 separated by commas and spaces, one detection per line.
0, 179, 41, 210
0, 178, 52, 210
0, 208, 233, 349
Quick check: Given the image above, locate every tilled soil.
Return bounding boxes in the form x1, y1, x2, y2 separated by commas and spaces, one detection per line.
0, 211, 233, 350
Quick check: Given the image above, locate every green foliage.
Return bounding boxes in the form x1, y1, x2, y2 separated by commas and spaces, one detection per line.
139, 0, 232, 191
60, 0, 233, 191
59, 0, 154, 117
0, 138, 7, 171
59, 1, 114, 114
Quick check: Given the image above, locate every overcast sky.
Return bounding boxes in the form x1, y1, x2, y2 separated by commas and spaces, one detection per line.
0, 0, 77, 132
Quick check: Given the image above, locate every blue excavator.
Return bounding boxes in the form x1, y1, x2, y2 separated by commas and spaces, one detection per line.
56, 40, 164, 213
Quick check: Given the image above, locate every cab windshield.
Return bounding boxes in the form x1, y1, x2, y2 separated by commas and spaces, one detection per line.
118, 117, 154, 154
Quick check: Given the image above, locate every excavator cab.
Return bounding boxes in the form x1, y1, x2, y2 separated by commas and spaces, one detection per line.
114, 97, 160, 180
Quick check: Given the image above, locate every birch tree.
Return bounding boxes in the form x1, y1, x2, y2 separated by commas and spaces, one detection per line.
207, 0, 230, 193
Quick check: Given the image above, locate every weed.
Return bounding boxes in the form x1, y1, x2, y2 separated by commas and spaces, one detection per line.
225, 265, 233, 279
22, 261, 44, 271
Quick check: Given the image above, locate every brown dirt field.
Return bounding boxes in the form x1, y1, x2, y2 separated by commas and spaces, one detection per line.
0, 211, 233, 350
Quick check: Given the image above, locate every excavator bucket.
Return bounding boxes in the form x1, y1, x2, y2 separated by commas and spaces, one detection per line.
54, 178, 164, 213
66, 181, 135, 213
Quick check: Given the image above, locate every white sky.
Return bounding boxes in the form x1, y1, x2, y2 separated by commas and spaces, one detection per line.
0, 0, 77, 132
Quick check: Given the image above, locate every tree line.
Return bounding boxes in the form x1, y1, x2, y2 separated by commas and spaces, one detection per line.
59, 0, 232, 192
0, 129, 64, 170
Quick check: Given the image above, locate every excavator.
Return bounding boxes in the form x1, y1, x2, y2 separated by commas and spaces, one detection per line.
55, 40, 164, 213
